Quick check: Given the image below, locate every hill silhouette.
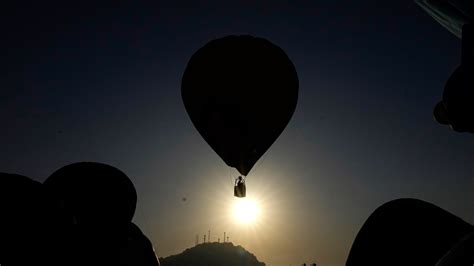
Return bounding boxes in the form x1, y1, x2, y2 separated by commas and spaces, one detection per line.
159, 242, 265, 266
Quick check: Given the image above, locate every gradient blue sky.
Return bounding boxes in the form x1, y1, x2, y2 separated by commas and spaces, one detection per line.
1, 2, 473, 266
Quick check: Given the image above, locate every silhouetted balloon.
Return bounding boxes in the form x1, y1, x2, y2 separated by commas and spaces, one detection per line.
433, 24, 474, 133
44, 162, 137, 225
437, 231, 474, 266
346, 198, 474, 266
68, 222, 159, 266
182, 35, 298, 176
118, 223, 160, 266
0, 173, 51, 265
416, 2, 474, 132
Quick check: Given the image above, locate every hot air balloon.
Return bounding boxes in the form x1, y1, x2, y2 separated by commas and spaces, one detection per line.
43, 163, 160, 266
181, 35, 298, 197
0, 173, 66, 265
44, 162, 137, 225
415, 1, 474, 132
65, 221, 159, 266
346, 198, 473, 265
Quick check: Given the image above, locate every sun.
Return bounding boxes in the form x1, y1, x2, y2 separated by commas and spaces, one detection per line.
232, 198, 260, 224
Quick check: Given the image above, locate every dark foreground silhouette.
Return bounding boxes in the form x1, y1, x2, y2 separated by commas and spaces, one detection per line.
0, 173, 50, 265
3, 166, 473, 266
433, 24, 474, 133
45, 162, 137, 225
346, 198, 474, 266
0, 162, 159, 266
415, 1, 474, 133
160, 242, 265, 266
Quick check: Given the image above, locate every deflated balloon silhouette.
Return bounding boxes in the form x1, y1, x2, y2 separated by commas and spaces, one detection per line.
182, 35, 298, 176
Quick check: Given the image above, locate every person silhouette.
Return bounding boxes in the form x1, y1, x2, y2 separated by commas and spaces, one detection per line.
234, 176, 246, 197
235, 176, 244, 186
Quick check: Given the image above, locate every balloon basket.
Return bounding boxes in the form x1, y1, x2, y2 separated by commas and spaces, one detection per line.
234, 183, 246, 198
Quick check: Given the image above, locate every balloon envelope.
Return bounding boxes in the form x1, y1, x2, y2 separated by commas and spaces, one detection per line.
346, 198, 473, 265
0, 173, 51, 265
44, 162, 137, 225
182, 35, 298, 176
67, 222, 159, 266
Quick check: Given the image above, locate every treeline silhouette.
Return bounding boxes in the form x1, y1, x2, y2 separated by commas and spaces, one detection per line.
0, 162, 159, 266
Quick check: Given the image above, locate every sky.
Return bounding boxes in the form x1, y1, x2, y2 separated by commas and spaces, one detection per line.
2, 2, 473, 266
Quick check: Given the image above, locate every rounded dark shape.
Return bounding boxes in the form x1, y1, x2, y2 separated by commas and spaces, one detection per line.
443, 64, 474, 133
44, 162, 137, 225
346, 198, 473, 266
67, 222, 159, 266
182, 35, 299, 176
118, 223, 160, 266
0, 173, 50, 264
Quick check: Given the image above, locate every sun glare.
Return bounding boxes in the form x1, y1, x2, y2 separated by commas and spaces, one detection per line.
233, 198, 260, 224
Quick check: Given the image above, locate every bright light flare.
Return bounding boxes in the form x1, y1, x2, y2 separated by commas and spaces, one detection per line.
232, 198, 260, 224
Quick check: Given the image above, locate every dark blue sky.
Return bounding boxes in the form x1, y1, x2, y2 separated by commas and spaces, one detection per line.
2, 2, 473, 266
